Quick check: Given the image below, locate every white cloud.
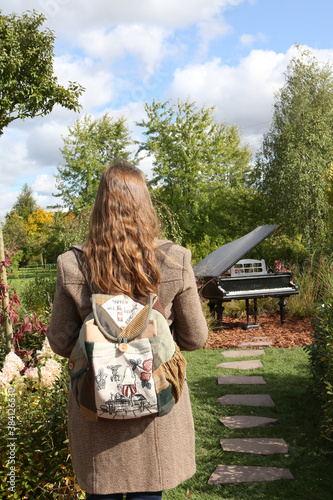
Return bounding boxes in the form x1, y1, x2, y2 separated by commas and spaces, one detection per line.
53, 55, 117, 110
78, 25, 172, 78
136, 154, 154, 179
240, 32, 268, 47
169, 44, 333, 151
1, 1, 244, 89
3, 0, 246, 32
168, 48, 295, 149
108, 101, 146, 135
240, 33, 255, 47
0, 131, 32, 184
0, 189, 21, 221
197, 16, 233, 58
31, 174, 60, 211
31, 173, 57, 196
311, 47, 333, 65
26, 120, 69, 167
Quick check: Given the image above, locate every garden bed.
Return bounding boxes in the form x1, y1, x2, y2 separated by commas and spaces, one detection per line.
205, 313, 314, 350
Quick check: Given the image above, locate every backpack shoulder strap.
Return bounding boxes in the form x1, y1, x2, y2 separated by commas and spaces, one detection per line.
70, 245, 94, 294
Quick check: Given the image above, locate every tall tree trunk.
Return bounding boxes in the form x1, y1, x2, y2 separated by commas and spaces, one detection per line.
0, 217, 14, 353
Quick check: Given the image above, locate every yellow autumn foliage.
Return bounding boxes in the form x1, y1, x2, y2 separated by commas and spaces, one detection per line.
26, 207, 54, 235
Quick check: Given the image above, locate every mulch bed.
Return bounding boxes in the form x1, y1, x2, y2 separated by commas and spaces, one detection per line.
204, 313, 314, 350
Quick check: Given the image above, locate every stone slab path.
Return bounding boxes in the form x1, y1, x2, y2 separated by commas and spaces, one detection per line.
220, 415, 279, 429
210, 342, 294, 486
238, 341, 273, 348
218, 375, 266, 385
220, 438, 288, 455
208, 465, 294, 484
222, 349, 265, 358
216, 359, 263, 369
218, 394, 275, 407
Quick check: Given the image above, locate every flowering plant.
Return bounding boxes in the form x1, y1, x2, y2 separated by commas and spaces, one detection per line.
0, 253, 84, 498
0, 351, 25, 387
0, 338, 62, 389
0, 251, 60, 390
274, 260, 290, 273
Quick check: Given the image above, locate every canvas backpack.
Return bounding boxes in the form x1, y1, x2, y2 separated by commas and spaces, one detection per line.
68, 250, 187, 421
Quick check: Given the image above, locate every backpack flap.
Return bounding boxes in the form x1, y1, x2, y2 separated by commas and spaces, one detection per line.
92, 293, 154, 342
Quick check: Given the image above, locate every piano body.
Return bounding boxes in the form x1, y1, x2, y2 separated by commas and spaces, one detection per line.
193, 225, 299, 329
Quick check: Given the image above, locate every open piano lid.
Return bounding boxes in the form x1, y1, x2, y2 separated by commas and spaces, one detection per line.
193, 225, 278, 278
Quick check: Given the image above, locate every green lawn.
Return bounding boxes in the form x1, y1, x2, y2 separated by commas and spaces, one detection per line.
163, 347, 332, 500
7, 277, 32, 296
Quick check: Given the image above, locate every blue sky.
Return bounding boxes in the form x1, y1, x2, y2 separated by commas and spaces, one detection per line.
1, 0, 333, 219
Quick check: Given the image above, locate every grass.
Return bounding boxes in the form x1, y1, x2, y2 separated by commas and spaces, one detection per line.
7, 277, 32, 296
162, 347, 333, 500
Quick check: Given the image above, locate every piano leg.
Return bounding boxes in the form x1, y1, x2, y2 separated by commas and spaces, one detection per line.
278, 296, 287, 324
243, 298, 259, 330
208, 301, 224, 328
254, 298, 258, 326
208, 301, 215, 316
215, 302, 224, 327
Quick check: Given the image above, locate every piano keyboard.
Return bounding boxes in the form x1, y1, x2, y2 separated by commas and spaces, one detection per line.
220, 287, 296, 296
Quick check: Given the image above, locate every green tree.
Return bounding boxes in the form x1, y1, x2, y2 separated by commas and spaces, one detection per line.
0, 9, 84, 134
43, 210, 91, 262
137, 99, 252, 244
2, 210, 28, 253
12, 183, 37, 222
3, 183, 38, 257
55, 113, 135, 213
254, 46, 333, 249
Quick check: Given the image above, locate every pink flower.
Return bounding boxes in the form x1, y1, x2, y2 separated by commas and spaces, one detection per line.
25, 367, 39, 381
0, 352, 25, 387
36, 338, 54, 362
44, 359, 61, 377
6, 352, 25, 371
40, 359, 61, 387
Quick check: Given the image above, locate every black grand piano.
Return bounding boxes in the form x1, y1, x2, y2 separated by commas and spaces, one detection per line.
193, 225, 299, 329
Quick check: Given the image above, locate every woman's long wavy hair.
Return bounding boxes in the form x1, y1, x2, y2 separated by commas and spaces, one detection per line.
83, 159, 161, 298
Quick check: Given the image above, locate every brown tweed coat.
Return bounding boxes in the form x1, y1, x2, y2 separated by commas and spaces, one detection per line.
46, 239, 208, 495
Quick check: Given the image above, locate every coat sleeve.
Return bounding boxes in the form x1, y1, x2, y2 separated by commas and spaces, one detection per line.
172, 249, 208, 351
46, 255, 83, 358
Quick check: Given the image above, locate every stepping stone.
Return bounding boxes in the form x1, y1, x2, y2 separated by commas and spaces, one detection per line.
220, 415, 278, 429
216, 360, 263, 370
251, 336, 273, 340
222, 349, 265, 358
238, 341, 273, 348
208, 465, 294, 484
220, 438, 288, 455
218, 394, 275, 407
218, 375, 266, 385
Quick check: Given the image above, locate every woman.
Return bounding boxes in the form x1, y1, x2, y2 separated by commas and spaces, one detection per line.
47, 159, 208, 500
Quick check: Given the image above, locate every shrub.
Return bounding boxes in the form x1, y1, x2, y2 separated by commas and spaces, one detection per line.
0, 251, 83, 498
0, 343, 85, 499
20, 276, 56, 316
187, 234, 226, 266
305, 300, 333, 442
261, 233, 310, 269
287, 252, 333, 317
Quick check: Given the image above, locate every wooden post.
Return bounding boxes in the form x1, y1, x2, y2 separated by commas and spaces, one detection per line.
0, 217, 14, 353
